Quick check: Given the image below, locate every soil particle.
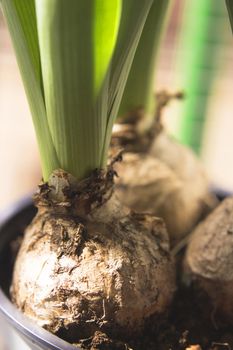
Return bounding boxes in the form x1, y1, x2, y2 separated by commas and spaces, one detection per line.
74, 331, 130, 350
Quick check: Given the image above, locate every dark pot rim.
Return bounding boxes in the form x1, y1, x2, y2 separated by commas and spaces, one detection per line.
0, 196, 80, 350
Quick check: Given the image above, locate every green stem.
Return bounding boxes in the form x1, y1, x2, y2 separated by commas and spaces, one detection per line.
119, 0, 170, 120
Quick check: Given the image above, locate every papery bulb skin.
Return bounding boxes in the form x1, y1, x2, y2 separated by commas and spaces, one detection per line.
11, 169, 176, 342
184, 197, 233, 323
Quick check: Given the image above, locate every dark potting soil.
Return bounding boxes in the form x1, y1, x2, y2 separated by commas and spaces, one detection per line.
71, 282, 233, 350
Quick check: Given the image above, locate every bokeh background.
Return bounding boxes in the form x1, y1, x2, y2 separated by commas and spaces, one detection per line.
0, 1, 233, 349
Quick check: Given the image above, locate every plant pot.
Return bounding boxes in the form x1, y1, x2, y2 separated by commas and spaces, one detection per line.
0, 197, 80, 350
0, 191, 230, 350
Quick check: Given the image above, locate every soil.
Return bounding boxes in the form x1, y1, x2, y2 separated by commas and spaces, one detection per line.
2, 233, 232, 350
72, 282, 233, 350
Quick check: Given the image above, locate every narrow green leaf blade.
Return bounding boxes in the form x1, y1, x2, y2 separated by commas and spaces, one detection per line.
93, 1, 121, 94
102, 0, 153, 163
35, 0, 121, 179
7, 0, 41, 83
119, 1, 170, 119
0, 0, 59, 180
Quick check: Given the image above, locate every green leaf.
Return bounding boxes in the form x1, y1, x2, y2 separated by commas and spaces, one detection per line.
35, 0, 121, 179
93, 1, 121, 94
101, 0, 154, 163
0, 0, 59, 180
226, 0, 233, 33
119, 0, 170, 120
2, 0, 154, 180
